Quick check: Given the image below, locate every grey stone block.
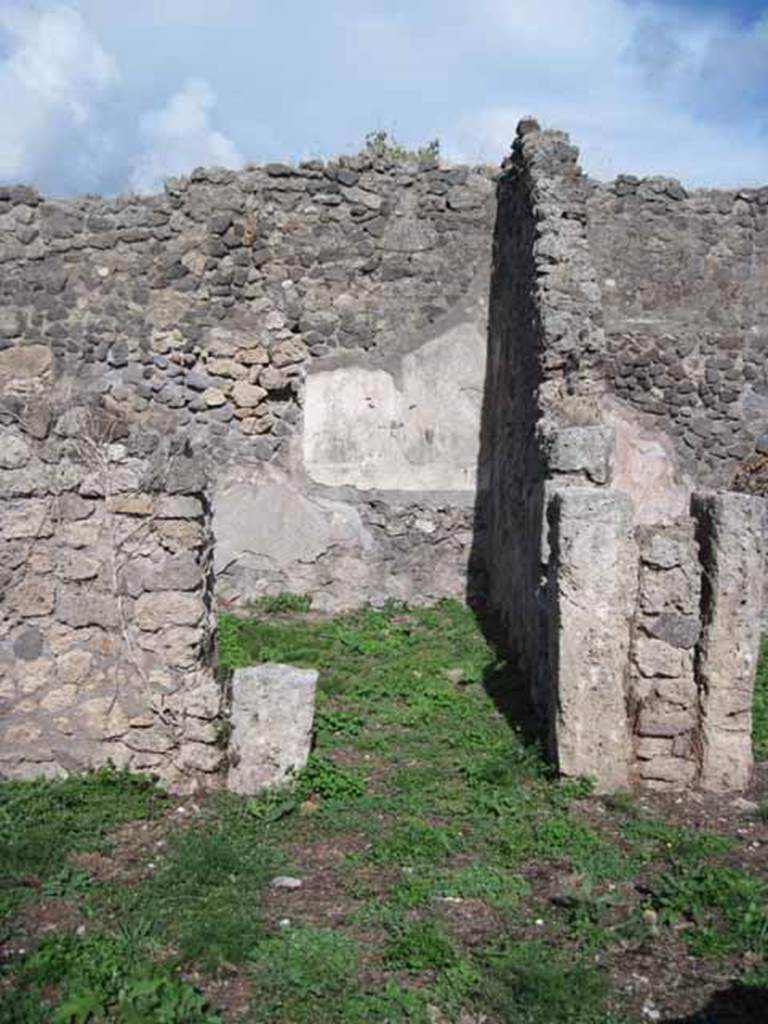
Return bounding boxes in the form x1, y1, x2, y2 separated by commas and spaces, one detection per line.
227, 663, 318, 794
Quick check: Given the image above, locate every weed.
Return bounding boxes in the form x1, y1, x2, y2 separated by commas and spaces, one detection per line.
0, 769, 164, 921
602, 791, 639, 817
441, 864, 529, 907
367, 819, 458, 867
621, 817, 733, 866
247, 928, 368, 1023
296, 753, 366, 802
363, 129, 440, 163
11, 932, 220, 1023
384, 919, 458, 972
250, 592, 313, 615
654, 863, 768, 956
314, 705, 365, 742
40, 865, 92, 901
753, 635, 768, 760
100, 795, 283, 968
475, 940, 615, 1024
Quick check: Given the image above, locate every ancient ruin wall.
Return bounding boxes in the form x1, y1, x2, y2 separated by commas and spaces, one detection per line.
480, 120, 608, 713
0, 157, 495, 614
588, 178, 768, 489
0, 412, 222, 786
483, 121, 767, 793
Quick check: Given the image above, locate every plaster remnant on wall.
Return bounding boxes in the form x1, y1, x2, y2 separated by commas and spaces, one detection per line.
302, 320, 486, 492
213, 473, 371, 578
604, 399, 691, 525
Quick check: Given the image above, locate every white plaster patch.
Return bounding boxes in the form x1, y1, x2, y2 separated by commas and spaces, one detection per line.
213, 474, 371, 577
303, 321, 485, 491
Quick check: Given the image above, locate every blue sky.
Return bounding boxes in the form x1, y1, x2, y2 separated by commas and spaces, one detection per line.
0, 0, 766, 196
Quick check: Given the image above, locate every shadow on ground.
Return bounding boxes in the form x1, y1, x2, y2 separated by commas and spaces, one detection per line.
466, 585, 545, 754
662, 985, 768, 1023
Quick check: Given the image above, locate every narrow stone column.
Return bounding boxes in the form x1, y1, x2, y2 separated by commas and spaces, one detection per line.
693, 493, 766, 792
546, 488, 637, 791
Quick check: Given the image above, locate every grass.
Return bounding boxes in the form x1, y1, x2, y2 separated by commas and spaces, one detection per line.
1, 605, 766, 1022
476, 941, 620, 1024
0, 769, 165, 923
753, 635, 768, 760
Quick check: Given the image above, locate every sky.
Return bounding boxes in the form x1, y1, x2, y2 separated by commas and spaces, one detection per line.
0, 0, 766, 197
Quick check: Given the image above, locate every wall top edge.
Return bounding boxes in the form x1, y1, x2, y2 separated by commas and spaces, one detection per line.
0, 157, 500, 211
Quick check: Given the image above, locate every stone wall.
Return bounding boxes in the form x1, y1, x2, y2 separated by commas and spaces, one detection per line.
3, 122, 766, 792
0, 156, 495, 612
0, 410, 221, 787
588, 179, 768, 489
481, 120, 767, 793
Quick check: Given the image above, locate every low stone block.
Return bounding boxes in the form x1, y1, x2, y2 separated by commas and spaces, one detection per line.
637, 709, 696, 737
545, 425, 614, 484
638, 756, 696, 785
645, 613, 700, 650
634, 637, 683, 678
227, 663, 318, 794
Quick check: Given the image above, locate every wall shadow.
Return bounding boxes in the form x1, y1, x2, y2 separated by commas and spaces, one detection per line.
465, 148, 548, 755
660, 985, 768, 1023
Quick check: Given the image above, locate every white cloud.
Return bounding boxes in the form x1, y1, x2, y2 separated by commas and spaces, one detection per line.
0, 2, 118, 185
1, 1, 766, 194
457, 0, 768, 187
128, 78, 243, 194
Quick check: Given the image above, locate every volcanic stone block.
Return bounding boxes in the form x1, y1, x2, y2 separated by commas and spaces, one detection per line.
227, 663, 318, 794
693, 492, 767, 792
546, 488, 637, 792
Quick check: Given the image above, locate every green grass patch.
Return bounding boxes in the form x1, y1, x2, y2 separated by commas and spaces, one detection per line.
247, 927, 426, 1023
3, 602, 762, 1022
96, 794, 283, 969
384, 919, 459, 971
0, 769, 164, 922
753, 635, 768, 760
653, 863, 768, 957
2, 932, 220, 1023
474, 940, 620, 1024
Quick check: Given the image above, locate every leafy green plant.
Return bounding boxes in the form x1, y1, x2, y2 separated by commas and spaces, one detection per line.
216, 612, 247, 669
314, 706, 365, 741
384, 919, 458, 972
0, 769, 164, 920
753, 635, 768, 760
247, 928, 362, 1023
367, 818, 458, 867
296, 753, 366, 802
250, 592, 313, 615
14, 932, 220, 1023
621, 817, 732, 866
653, 863, 768, 956
363, 129, 440, 163
103, 797, 283, 968
475, 941, 615, 1024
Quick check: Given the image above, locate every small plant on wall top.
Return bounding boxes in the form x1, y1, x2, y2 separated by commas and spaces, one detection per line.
363, 129, 440, 163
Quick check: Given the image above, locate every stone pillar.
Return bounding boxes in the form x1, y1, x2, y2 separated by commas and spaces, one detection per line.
546, 488, 637, 791
693, 493, 766, 792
